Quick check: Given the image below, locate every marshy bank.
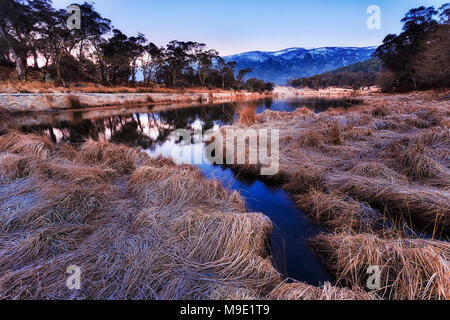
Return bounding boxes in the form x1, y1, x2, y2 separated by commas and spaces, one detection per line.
220, 91, 450, 300
1, 93, 447, 300
0, 130, 372, 300
0, 99, 370, 299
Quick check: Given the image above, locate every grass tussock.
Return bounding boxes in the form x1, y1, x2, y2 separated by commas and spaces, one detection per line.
224, 92, 450, 234
221, 91, 450, 300
237, 103, 257, 126
296, 188, 383, 232
326, 174, 449, 233
0, 130, 54, 158
397, 142, 448, 182
0, 131, 295, 300
310, 233, 450, 300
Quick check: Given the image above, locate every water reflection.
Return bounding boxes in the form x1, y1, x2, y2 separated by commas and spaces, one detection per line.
18, 97, 358, 148
15, 97, 358, 285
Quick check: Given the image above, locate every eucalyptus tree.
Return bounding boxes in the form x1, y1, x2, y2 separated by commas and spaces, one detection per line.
141, 42, 164, 84
216, 57, 237, 88
128, 33, 147, 84
192, 43, 219, 86
163, 40, 197, 87
236, 67, 252, 89
374, 6, 440, 90
0, 0, 37, 79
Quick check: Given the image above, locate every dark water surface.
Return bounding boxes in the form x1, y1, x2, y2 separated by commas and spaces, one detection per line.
17, 97, 357, 285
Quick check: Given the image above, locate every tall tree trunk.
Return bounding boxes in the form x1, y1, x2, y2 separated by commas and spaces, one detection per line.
56, 48, 66, 87
0, 26, 25, 80
11, 50, 24, 80
131, 61, 136, 85
172, 72, 177, 87
33, 50, 39, 68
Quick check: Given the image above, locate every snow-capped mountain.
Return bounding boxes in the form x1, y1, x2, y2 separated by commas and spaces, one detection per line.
223, 46, 377, 85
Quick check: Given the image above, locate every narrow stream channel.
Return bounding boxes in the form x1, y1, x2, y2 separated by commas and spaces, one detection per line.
18, 97, 358, 285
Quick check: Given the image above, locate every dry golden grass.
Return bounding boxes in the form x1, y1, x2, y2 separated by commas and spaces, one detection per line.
296, 188, 383, 232
398, 141, 448, 182
0, 130, 54, 158
310, 233, 450, 300
0, 130, 370, 300
0, 131, 286, 299
220, 91, 450, 300
237, 103, 257, 126
223, 91, 450, 233
0, 107, 14, 132
267, 281, 375, 300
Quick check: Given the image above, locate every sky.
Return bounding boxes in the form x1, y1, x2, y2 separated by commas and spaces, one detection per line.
52, 0, 449, 55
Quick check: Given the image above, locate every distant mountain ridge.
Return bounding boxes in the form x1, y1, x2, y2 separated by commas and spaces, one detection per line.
223, 46, 377, 85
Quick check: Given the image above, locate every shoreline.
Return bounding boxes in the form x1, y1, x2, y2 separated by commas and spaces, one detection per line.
1, 90, 448, 300
0, 91, 273, 113
217, 90, 450, 300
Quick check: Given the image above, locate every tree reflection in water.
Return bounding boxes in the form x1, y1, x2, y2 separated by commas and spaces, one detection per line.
18, 98, 358, 149
19, 103, 237, 149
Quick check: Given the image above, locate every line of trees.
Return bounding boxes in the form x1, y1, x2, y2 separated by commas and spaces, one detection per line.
0, 0, 274, 91
289, 59, 382, 91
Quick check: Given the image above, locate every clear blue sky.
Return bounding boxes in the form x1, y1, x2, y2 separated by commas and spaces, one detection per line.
53, 0, 448, 55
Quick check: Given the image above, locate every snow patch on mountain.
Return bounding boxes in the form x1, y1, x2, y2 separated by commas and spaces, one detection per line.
223, 46, 377, 85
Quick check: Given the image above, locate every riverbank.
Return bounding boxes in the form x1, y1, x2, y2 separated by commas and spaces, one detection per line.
273, 86, 380, 98
0, 90, 271, 113
0, 130, 374, 300
220, 90, 450, 300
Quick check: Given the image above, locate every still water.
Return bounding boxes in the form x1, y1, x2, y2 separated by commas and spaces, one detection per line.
18, 97, 358, 285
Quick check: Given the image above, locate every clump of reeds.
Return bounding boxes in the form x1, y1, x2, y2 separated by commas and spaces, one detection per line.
267, 281, 375, 300
398, 142, 447, 181
79, 139, 156, 174
296, 188, 382, 232
349, 161, 410, 184
0, 153, 114, 185
310, 233, 450, 300
418, 127, 450, 149
284, 165, 327, 194
371, 104, 390, 117
238, 103, 257, 126
128, 165, 246, 213
326, 174, 449, 233
325, 120, 344, 145
301, 128, 325, 147
0, 131, 53, 158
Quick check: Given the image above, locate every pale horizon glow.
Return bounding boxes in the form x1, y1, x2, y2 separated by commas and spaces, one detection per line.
52, 0, 448, 56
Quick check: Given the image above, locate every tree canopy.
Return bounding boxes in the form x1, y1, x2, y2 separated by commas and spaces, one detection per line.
0, 0, 274, 91
374, 4, 449, 91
